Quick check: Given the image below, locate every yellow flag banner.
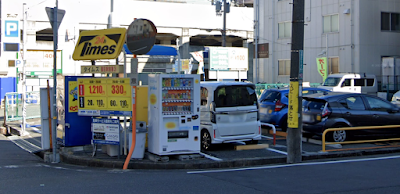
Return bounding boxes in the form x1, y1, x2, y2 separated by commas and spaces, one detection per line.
316, 57, 328, 82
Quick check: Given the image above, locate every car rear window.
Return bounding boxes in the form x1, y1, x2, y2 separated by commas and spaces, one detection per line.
259, 90, 281, 102
214, 85, 258, 107
302, 99, 326, 110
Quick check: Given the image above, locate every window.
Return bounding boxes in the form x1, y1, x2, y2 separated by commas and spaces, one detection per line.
201, 87, 208, 106
381, 12, 400, 32
278, 22, 291, 38
323, 14, 339, 33
303, 100, 327, 111
8, 60, 15, 67
354, 79, 365, 86
214, 85, 257, 108
341, 79, 351, 87
365, 96, 393, 111
278, 60, 290, 75
366, 79, 374, 86
328, 57, 339, 74
259, 91, 281, 103
339, 96, 365, 110
323, 77, 341, 86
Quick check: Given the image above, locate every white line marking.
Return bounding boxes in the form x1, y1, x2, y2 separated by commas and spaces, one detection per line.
267, 148, 287, 155
200, 152, 223, 161
262, 135, 273, 140
31, 127, 42, 134
187, 155, 400, 174
8, 136, 41, 153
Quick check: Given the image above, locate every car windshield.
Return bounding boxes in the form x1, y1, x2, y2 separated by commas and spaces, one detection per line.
259, 90, 281, 102
214, 85, 258, 107
323, 77, 341, 86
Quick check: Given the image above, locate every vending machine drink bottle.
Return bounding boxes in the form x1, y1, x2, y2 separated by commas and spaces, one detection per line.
148, 74, 200, 155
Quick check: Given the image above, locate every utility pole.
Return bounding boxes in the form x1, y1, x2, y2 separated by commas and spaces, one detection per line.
287, 0, 304, 164
222, 0, 226, 47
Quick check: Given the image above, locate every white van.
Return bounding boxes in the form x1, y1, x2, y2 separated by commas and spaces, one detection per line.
318, 73, 378, 95
200, 82, 261, 150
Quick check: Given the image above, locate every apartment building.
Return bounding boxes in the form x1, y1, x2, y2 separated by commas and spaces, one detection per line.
255, 0, 400, 85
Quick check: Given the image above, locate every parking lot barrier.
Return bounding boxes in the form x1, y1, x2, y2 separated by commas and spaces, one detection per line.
322, 125, 400, 152
261, 122, 276, 145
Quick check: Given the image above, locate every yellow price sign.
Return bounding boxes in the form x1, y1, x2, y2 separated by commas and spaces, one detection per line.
77, 78, 132, 116
288, 81, 299, 128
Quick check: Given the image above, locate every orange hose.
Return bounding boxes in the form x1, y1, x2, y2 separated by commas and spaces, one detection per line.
123, 85, 136, 170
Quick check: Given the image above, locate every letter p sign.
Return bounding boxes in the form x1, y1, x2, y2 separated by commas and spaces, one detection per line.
5, 21, 19, 37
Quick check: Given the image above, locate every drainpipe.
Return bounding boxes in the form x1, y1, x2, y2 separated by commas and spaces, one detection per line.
254, 0, 259, 83
272, 0, 275, 83
351, 0, 355, 73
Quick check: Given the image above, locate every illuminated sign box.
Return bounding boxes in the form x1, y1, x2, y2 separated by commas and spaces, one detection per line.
77, 78, 132, 116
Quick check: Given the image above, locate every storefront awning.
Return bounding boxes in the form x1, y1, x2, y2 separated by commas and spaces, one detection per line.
123, 44, 177, 56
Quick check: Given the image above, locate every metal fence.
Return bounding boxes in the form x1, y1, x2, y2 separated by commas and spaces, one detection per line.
4, 91, 41, 122
255, 83, 322, 96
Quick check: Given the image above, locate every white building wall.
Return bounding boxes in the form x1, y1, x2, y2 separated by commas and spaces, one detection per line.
257, 0, 400, 85
1, 0, 254, 79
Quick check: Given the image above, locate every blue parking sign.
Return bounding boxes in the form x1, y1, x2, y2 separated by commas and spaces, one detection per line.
5, 21, 19, 37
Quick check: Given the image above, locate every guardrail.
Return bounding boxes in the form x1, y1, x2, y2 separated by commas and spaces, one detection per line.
321, 125, 400, 152
261, 122, 276, 145
4, 91, 41, 123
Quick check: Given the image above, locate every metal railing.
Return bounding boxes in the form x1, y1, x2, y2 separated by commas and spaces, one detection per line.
261, 122, 276, 145
256, 83, 322, 96
321, 125, 400, 152
4, 91, 41, 123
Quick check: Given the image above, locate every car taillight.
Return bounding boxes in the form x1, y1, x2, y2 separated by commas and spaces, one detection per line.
322, 105, 331, 117
211, 112, 216, 123
275, 100, 286, 112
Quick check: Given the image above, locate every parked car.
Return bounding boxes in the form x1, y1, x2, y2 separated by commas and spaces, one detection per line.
302, 92, 400, 142
258, 87, 329, 132
318, 73, 378, 95
200, 82, 261, 150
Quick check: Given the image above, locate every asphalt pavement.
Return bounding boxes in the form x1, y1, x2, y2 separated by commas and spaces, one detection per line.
3, 116, 400, 170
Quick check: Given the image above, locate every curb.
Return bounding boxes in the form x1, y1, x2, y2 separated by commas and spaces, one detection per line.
59, 151, 288, 169
58, 146, 400, 170
0, 126, 9, 136
8, 126, 22, 136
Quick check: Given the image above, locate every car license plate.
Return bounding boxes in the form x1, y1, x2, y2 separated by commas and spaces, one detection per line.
302, 114, 311, 122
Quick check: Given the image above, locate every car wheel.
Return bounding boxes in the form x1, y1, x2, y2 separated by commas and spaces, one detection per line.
201, 130, 212, 151
246, 140, 259, 145
327, 125, 348, 142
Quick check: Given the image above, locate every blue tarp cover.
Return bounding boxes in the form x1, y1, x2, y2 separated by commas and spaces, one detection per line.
124, 44, 177, 56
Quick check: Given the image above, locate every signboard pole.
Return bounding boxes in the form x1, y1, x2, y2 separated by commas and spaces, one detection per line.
51, 1, 59, 163
21, 3, 27, 136
123, 54, 137, 170
123, 49, 127, 155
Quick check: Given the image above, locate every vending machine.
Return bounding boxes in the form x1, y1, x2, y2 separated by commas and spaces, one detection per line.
148, 74, 201, 155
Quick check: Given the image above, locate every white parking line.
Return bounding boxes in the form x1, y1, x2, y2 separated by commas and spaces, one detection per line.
199, 152, 223, 161
31, 127, 42, 134
262, 135, 273, 140
187, 155, 400, 174
267, 148, 287, 155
